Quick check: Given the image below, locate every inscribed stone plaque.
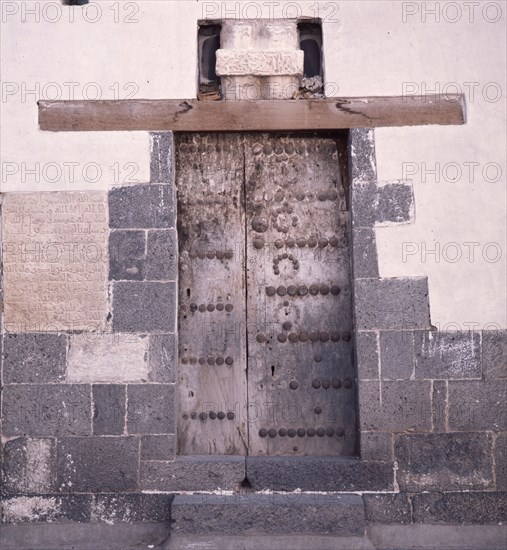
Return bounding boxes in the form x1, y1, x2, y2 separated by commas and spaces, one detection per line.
2, 192, 108, 332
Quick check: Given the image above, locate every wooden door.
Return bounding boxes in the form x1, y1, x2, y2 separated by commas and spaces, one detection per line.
176, 133, 357, 457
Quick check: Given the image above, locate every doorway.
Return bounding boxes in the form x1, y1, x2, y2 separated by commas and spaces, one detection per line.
176, 133, 357, 457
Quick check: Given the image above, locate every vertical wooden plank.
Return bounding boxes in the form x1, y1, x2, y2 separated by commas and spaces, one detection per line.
245, 134, 357, 456
176, 133, 248, 455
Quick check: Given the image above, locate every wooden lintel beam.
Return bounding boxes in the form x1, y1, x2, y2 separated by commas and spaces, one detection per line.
38, 95, 465, 132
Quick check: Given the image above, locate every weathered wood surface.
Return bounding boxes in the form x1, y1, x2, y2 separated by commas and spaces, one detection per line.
245, 135, 357, 456
176, 134, 248, 455
38, 95, 465, 132
176, 133, 357, 457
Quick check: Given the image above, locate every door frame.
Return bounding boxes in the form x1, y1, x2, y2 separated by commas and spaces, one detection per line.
167, 128, 399, 491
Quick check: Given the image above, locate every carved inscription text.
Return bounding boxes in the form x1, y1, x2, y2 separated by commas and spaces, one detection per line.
2, 191, 109, 332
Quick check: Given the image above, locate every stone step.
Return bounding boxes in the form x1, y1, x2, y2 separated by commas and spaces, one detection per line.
171, 493, 365, 537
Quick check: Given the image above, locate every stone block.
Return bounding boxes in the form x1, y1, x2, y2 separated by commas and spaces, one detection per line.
2, 437, 57, 494
351, 182, 377, 227
349, 128, 377, 184
92, 494, 173, 523
2, 333, 67, 384
67, 333, 150, 383
360, 432, 393, 462
141, 435, 176, 460
127, 384, 175, 434
432, 380, 447, 432
448, 380, 507, 431
412, 492, 507, 524
171, 494, 365, 536
2, 191, 108, 332
108, 184, 175, 229
359, 380, 432, 432
482, 330, 507, 379
356, 331, 379, 380
148, 333, 176, 383
1, 495, 92, 524
92, 385, 126, 436
375, 181, 414, 226
355, 278, 430, 331
246, 457, 393, 491
2, 384, 91, 436
150, 132, 174, 184
57, 437, 138, 493
352, 227, 379, 278
351, 180, 413, 228
146, 230, 177, 281
496, 433, 507, 490
380, 331, 414, 379
414, 331, 481, 379
109, 230, 146, 281
141, 456, 245, 491
395, 433, 494, 491
112, 282, 175, 332
363, 493, 412, 524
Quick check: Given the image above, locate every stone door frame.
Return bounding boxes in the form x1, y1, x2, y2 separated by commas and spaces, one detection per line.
147, 127, 429, 491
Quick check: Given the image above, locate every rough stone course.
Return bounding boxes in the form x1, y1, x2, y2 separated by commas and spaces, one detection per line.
482, 329, 507, 379
1, 495, 92, 524
495, 433, 507, 491
412, 491, 507, 524
349, 128, 377, 184
150, 132, 174, 183
414, 331, 481, 379
355, 278, 430, 331
140, 435, 176, 460
141, 456, 245, 492
355, 331, 379, 380
352, 227, 379, 278
127, 384, 175, 434
112, 281, 175, 332
448, 380, 507, 431
2, 437, 57, 494
359, 380, 432, 432
2, 384, 91, 436
67, 333, 150, 383
395, 432, 494, 491
92, 385, 126, 436
57, 437, 138, 493
171, 494, 365, 536
148, 333, 176, 383
2, 333, 67, 384
109, 184, 175, 229
380, 331, 414, 379
363, 493, 412, 524
109, 230, 146, 281
359, 432, 393, 462
246, 457, 393, 491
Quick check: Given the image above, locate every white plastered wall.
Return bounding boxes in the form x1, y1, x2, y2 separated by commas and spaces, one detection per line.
0, 0, 505, 328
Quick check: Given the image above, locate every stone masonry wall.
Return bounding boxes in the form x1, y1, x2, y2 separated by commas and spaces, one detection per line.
0, 130, 505, 540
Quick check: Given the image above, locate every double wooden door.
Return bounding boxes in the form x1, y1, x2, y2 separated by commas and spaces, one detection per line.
176, 133, 356, 457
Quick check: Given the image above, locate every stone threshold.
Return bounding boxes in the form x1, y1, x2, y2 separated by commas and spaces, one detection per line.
2, 524, 505, 550
140, 455, 394, 492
